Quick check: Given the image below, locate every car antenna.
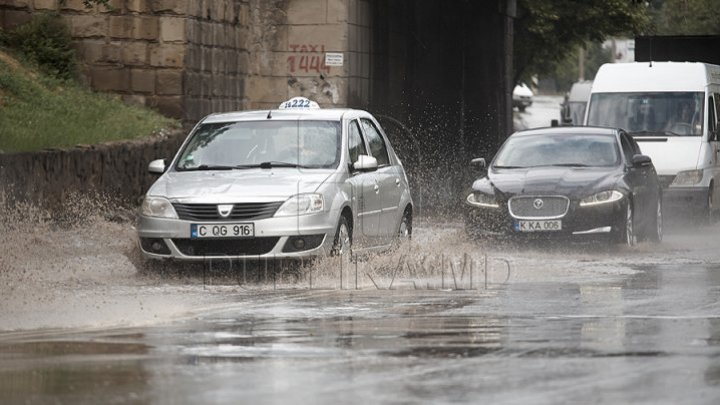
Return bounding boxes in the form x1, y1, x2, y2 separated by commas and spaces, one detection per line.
266, 110, 272, 119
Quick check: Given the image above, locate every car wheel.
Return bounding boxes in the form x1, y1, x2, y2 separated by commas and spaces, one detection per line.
399, 208, 412, 238
331, 216, 352, 259
649, 196, 663, 243
616, 202, 636, 246
518, 105, 526, 112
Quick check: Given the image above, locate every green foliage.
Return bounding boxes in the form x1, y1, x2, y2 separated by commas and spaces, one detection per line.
648, 0, 720, 35
1, 13, 77, 81
514, 0, 650, 84
546, 42, 612, 93
0, 56, 179, 153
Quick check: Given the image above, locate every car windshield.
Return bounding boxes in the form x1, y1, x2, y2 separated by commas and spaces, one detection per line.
493, 134, 620, 168
587, 92, 704, 136
175, 120, 341, 171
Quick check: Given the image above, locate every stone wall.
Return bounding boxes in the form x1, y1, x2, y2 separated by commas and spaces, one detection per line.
0, 0, 365, 121
0, 129, 186, 209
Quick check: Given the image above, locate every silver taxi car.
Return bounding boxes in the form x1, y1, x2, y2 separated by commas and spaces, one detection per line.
137, 97, 413, 262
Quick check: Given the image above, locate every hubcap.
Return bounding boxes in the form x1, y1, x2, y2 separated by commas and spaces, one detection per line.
625, 204, 634, 246
337, 223, 350, 255
399, 215, 410, 238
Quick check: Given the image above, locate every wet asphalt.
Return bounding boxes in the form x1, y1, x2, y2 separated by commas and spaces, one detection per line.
2, 96, 720, 404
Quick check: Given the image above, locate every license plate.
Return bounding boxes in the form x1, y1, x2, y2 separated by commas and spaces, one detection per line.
191, 223, 254, 238
515, 220, 562, 232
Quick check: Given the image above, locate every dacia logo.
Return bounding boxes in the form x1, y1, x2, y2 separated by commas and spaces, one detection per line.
217, 204, 234, 218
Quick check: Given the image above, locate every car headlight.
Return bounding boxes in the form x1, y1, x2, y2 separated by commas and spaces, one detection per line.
275, 193, 324, 217
579, 190, 624, 207
671, 169, 703, 186
140, 196, 178, 219
466, 192, 499, 208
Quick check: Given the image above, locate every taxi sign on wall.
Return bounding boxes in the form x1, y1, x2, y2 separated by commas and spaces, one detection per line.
279, 97, 320, 109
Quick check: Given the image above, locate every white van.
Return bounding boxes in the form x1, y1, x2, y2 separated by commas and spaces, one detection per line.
585, 62, 720, 218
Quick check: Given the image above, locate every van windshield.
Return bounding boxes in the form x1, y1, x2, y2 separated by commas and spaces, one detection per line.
587, 92, 704, 137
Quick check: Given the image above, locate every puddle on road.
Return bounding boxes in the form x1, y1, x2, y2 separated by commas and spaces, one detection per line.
2, 195, 720, 333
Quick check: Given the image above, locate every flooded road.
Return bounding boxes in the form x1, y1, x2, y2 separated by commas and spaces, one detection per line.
2, 202, 720, 404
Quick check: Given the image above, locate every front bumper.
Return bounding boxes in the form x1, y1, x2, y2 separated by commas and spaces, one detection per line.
464, 200, 624, 237
662, 186, 708, 214
137, 213, 337, 260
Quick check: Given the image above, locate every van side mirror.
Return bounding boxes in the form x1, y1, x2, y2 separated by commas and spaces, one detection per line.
353, 155, 378, 172
470, 158, 486, 169
631, 154, 652, 167
148, 159, 166, 174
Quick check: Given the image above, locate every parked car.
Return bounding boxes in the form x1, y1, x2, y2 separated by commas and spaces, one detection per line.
512, 83, 534, 112
464, 127, 662, 245
137, 97, 413, 264
560, 80, 592, 125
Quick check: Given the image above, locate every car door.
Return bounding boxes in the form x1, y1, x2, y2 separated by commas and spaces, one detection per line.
360, 117, 402, 240
346, 119, 381, 246
621, 132, 651, 227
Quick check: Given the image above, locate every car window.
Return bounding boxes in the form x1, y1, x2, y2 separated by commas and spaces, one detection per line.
620, 134, 635, 163
360, 118, 390, 166
175, 120, 341, 170
348, 120, 368, 165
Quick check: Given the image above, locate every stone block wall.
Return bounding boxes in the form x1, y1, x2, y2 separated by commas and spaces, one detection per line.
0, 130, 186, 210
0, 0, 367, 121
245, 0, 354, 110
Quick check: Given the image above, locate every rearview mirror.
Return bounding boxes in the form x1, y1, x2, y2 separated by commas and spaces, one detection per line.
148, 159, 166, 174
631, 154, 652, 167
470, 158, 486, 169
353, 155, 378, 172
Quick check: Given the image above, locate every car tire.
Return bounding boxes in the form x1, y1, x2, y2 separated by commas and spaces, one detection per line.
648, 196, 663, 243
398, 208, 412, 239
518, 105, 526, 112
615, 201, 636, 246
331, 216, 352, 259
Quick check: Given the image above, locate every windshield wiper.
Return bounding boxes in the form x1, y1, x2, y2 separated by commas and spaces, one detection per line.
493, 165, 526, 169
182, 164, 235, 171
232, 161, 312, 169
546, 163, 590, 167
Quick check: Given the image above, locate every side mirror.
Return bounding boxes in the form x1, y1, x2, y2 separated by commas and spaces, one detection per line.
353, 155, 378, 172
470, 157, 486, 169
148, 159, 166, 174
631, 154, 652, 167
551, 119, 559, 127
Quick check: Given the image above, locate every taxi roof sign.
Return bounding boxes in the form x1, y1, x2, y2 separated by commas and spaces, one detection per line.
278, 97, 320, 110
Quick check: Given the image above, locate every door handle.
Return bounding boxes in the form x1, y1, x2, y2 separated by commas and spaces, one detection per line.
395, 178, 401, 186
374, 184, 380, 193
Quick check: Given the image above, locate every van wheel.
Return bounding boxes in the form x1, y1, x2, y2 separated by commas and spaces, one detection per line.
707, 185, 716, 223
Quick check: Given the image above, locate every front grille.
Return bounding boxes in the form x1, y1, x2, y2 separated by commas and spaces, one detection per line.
658, 175, 674, 189
508, 196, 569, 219
173, 202, 283, 221
172, 237, 280, 256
